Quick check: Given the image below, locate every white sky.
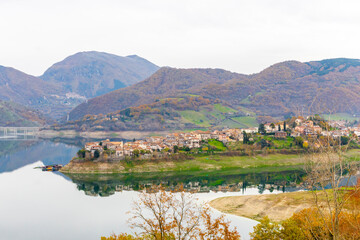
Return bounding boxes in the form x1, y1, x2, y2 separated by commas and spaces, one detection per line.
0, 0, 360, 76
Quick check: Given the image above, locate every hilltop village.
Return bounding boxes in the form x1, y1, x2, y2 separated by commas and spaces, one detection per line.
77, 116, 360, 161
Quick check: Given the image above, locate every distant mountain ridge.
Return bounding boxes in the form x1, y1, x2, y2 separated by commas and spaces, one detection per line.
68, 58, 360, 122
0, 65, 83, 119
0, 52, 159, 123
40, 51, 159, 98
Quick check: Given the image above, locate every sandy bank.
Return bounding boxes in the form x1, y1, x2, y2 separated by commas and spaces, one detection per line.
209, 191, 313, 222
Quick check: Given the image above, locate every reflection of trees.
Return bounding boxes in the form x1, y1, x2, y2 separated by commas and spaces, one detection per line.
76, 182, 116, 197
0, 140, 38, 158
67, 170, 306, 197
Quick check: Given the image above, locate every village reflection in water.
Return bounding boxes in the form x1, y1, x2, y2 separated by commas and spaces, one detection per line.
65, 170, 306, 197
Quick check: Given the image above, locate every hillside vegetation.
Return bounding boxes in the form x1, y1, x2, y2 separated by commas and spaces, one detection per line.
68, 67, 247, 120
69, 58, 360, 124
55, 95, 258, 131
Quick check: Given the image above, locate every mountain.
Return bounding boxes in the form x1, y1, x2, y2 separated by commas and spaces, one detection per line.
0, 100, 50, 127
54, 95, 258, 131
0, 65, 83, 119
68, 58, 360, 125
0, 52, 157, 122
40, 51, 159, 98
68, 67, 247, 120
222, 58, 360, 116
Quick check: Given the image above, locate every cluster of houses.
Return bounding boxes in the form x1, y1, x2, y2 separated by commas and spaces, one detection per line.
82, 116, 360, 159
83, 128, 258, 158
265, 118, 360, 139
328, 120, 360, 138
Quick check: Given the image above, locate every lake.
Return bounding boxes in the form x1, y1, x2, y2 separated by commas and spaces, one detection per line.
0, 138, 305, 240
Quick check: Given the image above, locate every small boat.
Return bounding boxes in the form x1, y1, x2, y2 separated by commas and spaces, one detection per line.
41, 164, 63, 171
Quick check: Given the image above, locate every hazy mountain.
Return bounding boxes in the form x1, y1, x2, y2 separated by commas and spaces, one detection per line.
40, 51, 159, 98
0, 65, 83, 120
0, 65, 61, 105
68, 58, 360, 122
0, 100, 50, 127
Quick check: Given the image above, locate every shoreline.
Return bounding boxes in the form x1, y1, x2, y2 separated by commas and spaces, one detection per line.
59, 153, 306, 174
36, 130, 170, 139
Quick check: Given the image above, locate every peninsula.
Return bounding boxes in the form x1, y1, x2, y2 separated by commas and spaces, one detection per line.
60, 115, 360, 174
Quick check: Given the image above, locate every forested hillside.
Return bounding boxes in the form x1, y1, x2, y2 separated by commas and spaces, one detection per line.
55, 95, 257, 131
68, 67, 247, 120
68, 58, 360, 124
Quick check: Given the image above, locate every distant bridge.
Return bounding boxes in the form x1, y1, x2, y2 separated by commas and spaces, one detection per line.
0, 127, 40, 139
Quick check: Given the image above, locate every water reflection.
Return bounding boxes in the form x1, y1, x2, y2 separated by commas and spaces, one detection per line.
0, 137, 127, 173
0, 161, 261, 240
65, 170, 306, 197
0, 139, 305, 240
0, 139, 79, 173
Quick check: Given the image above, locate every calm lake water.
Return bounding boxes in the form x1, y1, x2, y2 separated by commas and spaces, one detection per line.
0, 138, 304, 240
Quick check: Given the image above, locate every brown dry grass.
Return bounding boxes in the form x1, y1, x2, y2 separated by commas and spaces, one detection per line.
209, 191, 315, 222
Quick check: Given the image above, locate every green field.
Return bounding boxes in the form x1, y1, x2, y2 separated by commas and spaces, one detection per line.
213, 104, 237, 113
179, 110, 211, 127
321, 113, 359, 121
178, 103, 259, 129
258, 136, 297, 149
216, 119, 244, 128
230, 116, 258, 128
179, 104, 240, 128
207, 139, 227, 151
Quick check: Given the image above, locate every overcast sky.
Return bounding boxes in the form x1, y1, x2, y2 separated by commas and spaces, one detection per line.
1, 0, 360, 76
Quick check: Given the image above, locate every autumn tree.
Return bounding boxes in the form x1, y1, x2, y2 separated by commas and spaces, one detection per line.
101, 233, 144, 240
103, 187, 241, 240
250, 216, 280, 240
303, 128, 360, 239
251, 128, 360, 239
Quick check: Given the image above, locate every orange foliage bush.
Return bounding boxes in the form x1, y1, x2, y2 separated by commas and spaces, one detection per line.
251, 183, 360, 240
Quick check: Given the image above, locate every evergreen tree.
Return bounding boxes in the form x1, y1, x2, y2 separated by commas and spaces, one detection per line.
259, 123, 266, 134
243, 131, 249, 144
94, 150, 100, 158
